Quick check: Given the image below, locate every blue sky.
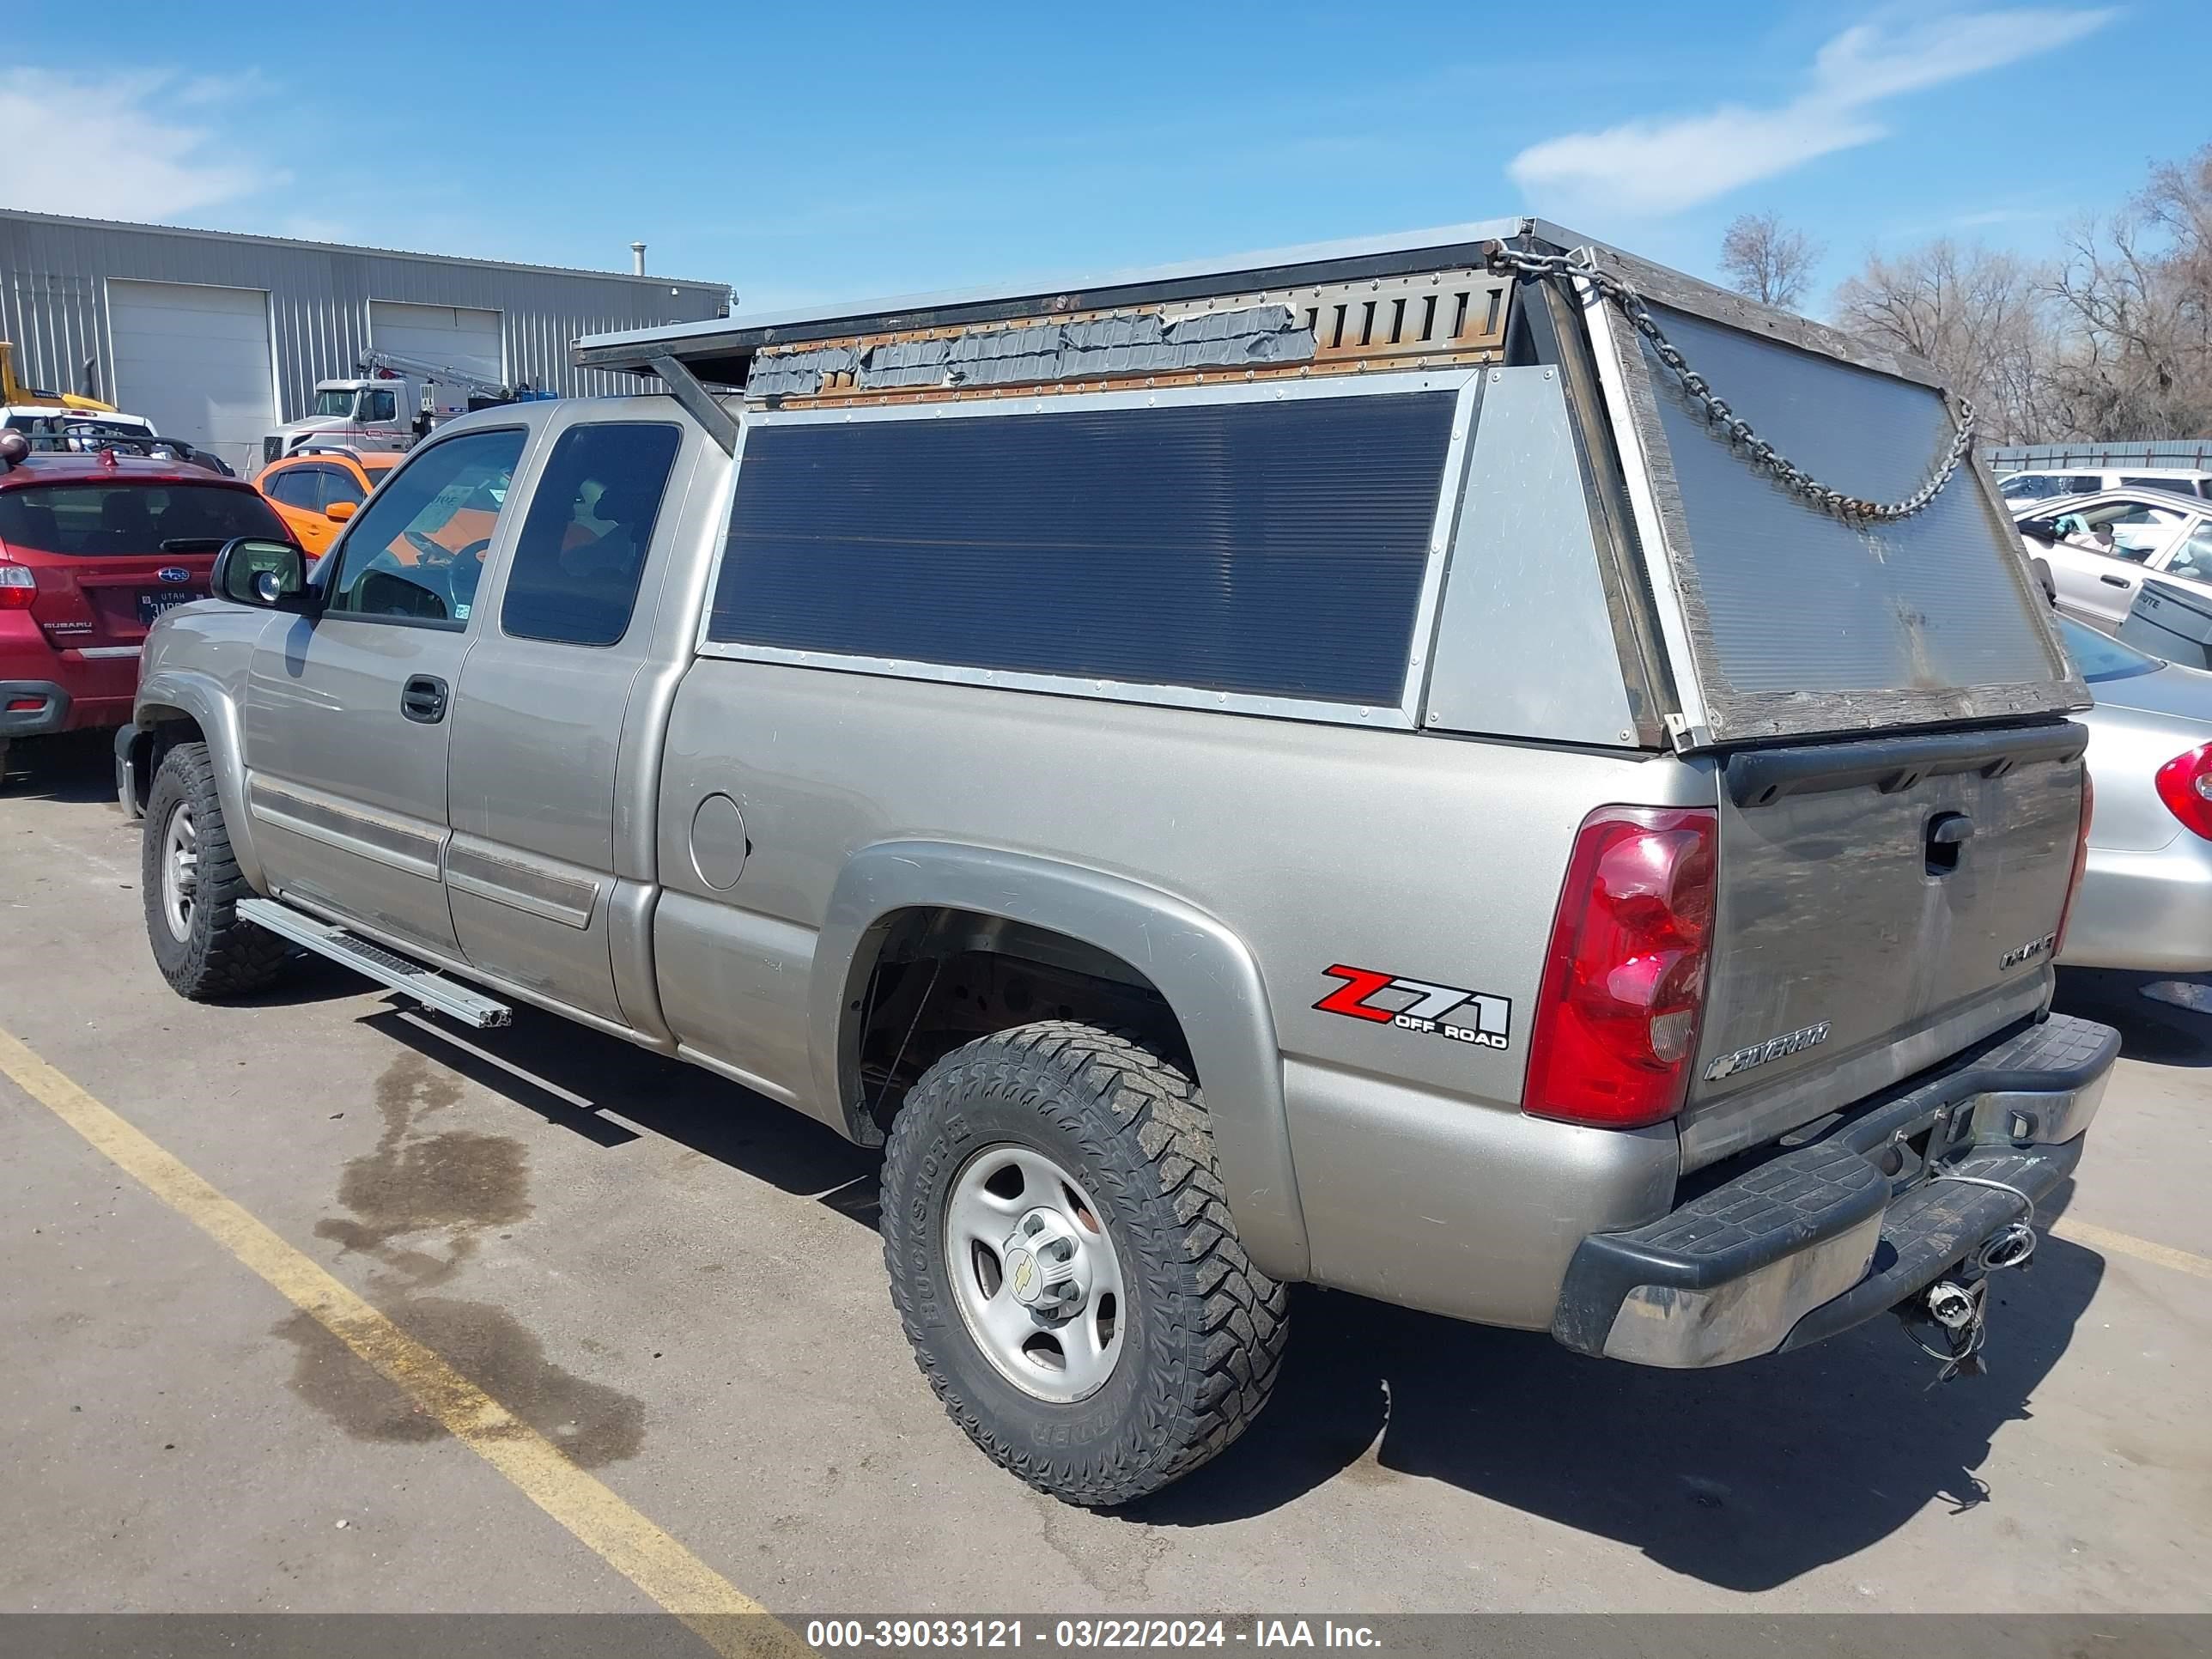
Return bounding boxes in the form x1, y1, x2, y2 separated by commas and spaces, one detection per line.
4, 3, 2203, 317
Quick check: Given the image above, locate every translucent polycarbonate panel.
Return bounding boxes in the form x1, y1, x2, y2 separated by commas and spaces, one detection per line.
1638, 304, 2065, 703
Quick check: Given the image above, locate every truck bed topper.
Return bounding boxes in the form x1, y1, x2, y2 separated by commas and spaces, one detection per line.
575, 218, 2083, 750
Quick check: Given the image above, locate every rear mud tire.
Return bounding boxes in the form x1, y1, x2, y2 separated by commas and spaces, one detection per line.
880, 1021, 1289, 1506
143, 741, 289, 1000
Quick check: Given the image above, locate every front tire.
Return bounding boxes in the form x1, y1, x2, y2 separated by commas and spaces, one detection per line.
143, 742, 289, 999
880, 1021, 1288, 1506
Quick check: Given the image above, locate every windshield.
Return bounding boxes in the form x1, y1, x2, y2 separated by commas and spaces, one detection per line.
2056, 613, 2161, 684
0, 483, 288, 556
312, 390, 358, 418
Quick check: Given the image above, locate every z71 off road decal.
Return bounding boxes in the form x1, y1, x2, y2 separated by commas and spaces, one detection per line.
1315, 964, 1511, 1050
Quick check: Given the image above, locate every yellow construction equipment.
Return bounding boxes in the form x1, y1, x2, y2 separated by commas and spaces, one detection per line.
0, 341, 117, 411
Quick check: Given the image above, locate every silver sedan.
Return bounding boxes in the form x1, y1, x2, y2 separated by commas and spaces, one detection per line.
2059, 613, 2212, 970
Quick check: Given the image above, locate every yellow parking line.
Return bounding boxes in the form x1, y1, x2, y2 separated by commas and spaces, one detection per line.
2051, 1217, 2212, 1281
0, 1024, 809, 1659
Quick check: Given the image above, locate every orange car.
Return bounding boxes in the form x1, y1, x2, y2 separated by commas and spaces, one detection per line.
253, 448, 400, 557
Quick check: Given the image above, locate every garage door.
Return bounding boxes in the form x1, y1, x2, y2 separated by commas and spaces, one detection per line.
106, 280, 275, 477
368, 301, 503, 381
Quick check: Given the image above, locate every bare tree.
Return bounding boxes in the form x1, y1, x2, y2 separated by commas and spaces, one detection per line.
1832, 240, 2057, 444
2041, 143, 2212, 440
1719, 211, 1825, 310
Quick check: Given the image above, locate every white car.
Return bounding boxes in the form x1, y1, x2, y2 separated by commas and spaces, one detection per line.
0, 406, 232, 475
2001, 465, 2212, 505
2, 406, 156, 441
2014, 487, 2212, 626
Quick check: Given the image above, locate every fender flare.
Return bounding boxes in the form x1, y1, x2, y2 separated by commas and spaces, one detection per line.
134, 670, 264, 890
811, 841, 1310, 1282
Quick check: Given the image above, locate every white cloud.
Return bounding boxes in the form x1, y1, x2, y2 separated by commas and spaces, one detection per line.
0, 69, 275, 222
1950, 204, 2053, 228
1507, 8, 2118, 220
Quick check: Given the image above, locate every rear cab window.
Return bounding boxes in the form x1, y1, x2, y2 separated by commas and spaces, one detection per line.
501, 422, 682, 647
0, 481, 286, 555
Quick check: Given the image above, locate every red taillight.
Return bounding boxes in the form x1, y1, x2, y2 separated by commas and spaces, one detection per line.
2154, 745, 2212, 840
0, 562, 34, 609
2055, 771, 2094, 956
1524, 805, 1718, 1129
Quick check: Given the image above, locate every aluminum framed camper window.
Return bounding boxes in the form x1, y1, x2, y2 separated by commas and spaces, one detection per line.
696, 373, 1480, 729
1575, 246, 2082, 749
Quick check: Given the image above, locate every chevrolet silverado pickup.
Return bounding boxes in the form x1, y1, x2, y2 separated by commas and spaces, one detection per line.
121, 220, 2115, 1505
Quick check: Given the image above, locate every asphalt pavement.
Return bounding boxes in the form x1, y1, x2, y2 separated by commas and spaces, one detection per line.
3, 733, 2209, 1627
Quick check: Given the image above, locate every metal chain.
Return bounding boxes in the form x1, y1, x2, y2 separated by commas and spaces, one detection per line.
1488, 246, 1975, 524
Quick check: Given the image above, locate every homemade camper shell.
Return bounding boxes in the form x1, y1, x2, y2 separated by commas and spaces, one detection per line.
576, 218, 2084, 752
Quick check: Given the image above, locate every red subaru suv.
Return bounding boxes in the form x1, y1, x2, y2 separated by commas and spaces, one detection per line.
0, 436, 289, 776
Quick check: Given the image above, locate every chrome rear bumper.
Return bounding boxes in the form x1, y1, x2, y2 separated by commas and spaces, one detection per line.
1551, 1012, 2115, 1368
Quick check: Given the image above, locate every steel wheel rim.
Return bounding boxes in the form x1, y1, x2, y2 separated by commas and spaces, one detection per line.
161, 800, 198, 943
943, 1142, 1127, 1403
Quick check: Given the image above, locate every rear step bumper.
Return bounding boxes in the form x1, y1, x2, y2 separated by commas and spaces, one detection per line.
1551, 1012, 2117, 1368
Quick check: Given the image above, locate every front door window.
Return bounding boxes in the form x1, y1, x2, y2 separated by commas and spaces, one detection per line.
322, 428, 526, 625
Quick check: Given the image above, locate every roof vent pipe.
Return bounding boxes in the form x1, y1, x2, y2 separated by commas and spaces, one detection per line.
631, 241, 647, 276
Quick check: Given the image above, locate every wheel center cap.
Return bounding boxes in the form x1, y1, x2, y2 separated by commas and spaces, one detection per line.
1003, 1207, 1086, 1311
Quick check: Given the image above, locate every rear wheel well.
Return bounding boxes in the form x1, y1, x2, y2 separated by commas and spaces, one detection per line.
845, 908, 1191, 1143
125, 705, 204, 813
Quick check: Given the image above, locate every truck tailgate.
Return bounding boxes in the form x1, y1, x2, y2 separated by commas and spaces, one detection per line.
1682, 721, 2087, 1169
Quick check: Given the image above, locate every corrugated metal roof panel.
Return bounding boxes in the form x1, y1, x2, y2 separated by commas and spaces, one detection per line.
0, 208, 725, 291
0, 211, 732, 453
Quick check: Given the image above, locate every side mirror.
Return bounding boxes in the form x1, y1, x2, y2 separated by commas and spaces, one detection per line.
212, 538, 319, 614
324, 500, 357, 523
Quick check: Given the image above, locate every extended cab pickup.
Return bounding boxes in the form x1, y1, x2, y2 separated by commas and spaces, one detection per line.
120, 220, 2116, 1507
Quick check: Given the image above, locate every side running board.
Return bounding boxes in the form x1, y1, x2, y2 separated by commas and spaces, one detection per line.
236, 897, 512, 1029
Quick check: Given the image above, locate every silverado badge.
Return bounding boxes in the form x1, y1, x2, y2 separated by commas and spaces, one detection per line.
1704, 1020, 1831, 1083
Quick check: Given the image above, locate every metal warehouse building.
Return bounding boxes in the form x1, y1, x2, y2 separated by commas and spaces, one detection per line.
0, 209, 730, 472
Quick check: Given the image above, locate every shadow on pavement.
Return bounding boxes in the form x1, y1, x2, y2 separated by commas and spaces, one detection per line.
0, 732, 124, 805
357, 992, 2108, 1589
228, 952, 392, 1011
368, 1000, 880, 1218
2054, 966, 2212, 1066
1132, 1184, 2103, 1590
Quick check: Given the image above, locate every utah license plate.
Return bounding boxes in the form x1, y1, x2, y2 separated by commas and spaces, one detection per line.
137, 589, 198, 625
